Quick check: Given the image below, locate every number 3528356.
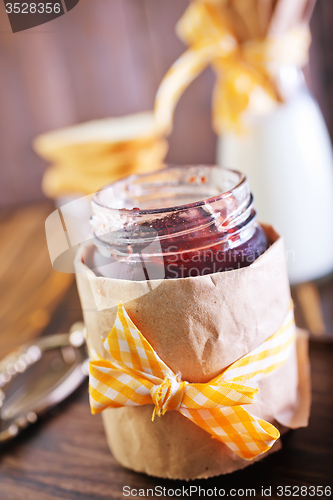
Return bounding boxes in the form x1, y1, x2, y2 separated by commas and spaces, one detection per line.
5, 3, 61, 14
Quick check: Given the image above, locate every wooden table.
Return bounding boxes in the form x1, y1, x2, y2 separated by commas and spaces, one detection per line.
0, 205, 332, 499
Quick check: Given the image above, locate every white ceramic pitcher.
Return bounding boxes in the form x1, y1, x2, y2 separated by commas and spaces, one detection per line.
217, 66, 333, 284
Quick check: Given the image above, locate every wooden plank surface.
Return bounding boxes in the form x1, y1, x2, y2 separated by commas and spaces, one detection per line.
0, 203, 73, 356
0, 292, 332, 499
0, 203, 332, 499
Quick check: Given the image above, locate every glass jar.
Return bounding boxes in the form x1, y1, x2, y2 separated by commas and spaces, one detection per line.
82, 166, 267, 280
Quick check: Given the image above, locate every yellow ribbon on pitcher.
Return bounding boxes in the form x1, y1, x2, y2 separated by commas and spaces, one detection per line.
89, 302, 296, 461
154, 0, 311, 134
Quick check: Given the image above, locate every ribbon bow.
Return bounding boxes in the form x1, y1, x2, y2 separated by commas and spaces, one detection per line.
154, 0, 311, 134
89, 302, 296, 460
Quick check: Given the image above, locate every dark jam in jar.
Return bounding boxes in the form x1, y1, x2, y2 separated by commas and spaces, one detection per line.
83, 166, 267, 280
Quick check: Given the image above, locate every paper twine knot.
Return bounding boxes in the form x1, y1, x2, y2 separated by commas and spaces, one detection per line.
89, 302, 295, 460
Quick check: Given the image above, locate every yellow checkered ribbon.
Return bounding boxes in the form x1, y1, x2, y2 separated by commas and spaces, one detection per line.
154, 0, 311, 133
89, 302, 296, 460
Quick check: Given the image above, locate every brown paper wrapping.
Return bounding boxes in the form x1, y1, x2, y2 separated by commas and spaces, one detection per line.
75, 226, 311, 479
221, 0, 316, 40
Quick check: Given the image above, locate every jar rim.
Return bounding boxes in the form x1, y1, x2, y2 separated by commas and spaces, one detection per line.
91, 165, 247, 215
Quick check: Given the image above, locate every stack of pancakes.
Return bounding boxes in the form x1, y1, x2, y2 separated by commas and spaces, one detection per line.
34, 112, 168, 198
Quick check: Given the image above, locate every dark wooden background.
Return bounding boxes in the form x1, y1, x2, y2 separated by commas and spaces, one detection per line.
0, 0, 332, 208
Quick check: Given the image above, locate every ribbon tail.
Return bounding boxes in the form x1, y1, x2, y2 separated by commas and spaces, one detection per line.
212, 68, 249, 134
179, 406, 280, 460
89, 360, 153, 415
154, 43, 216, 135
